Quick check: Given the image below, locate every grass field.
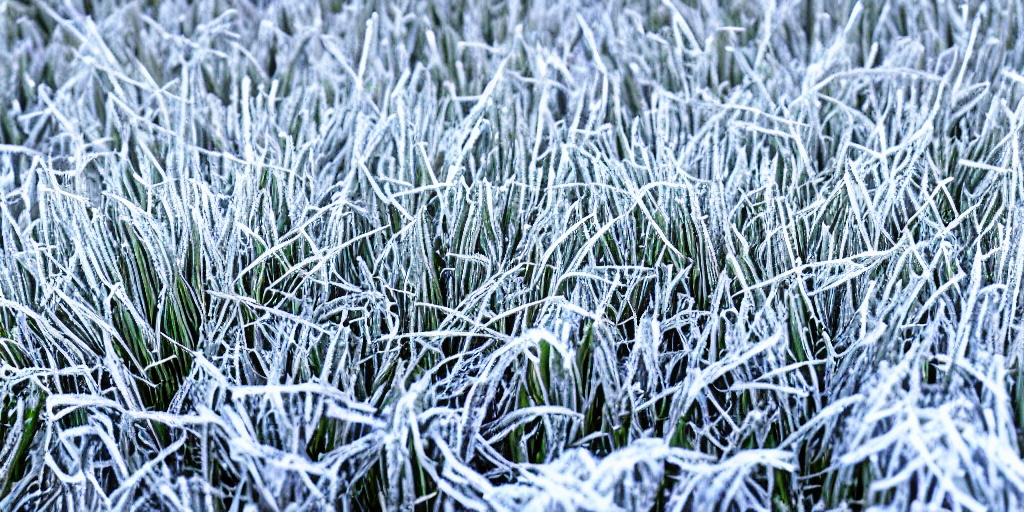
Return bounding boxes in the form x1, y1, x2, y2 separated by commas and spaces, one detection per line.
3, 0, 1024, 510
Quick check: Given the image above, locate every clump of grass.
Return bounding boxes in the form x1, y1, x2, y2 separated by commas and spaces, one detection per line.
2, 0, 1024, 510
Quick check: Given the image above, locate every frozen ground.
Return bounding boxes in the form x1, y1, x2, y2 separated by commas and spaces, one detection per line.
2, 0, 1024, 510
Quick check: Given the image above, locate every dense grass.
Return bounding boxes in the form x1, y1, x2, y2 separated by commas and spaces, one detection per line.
3, 0, 1024, 510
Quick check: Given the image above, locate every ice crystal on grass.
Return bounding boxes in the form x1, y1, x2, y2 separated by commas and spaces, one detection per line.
2, 0, 1024, 510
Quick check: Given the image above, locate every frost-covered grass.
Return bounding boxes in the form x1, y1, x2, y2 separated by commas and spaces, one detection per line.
2, 0, 1024, 510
